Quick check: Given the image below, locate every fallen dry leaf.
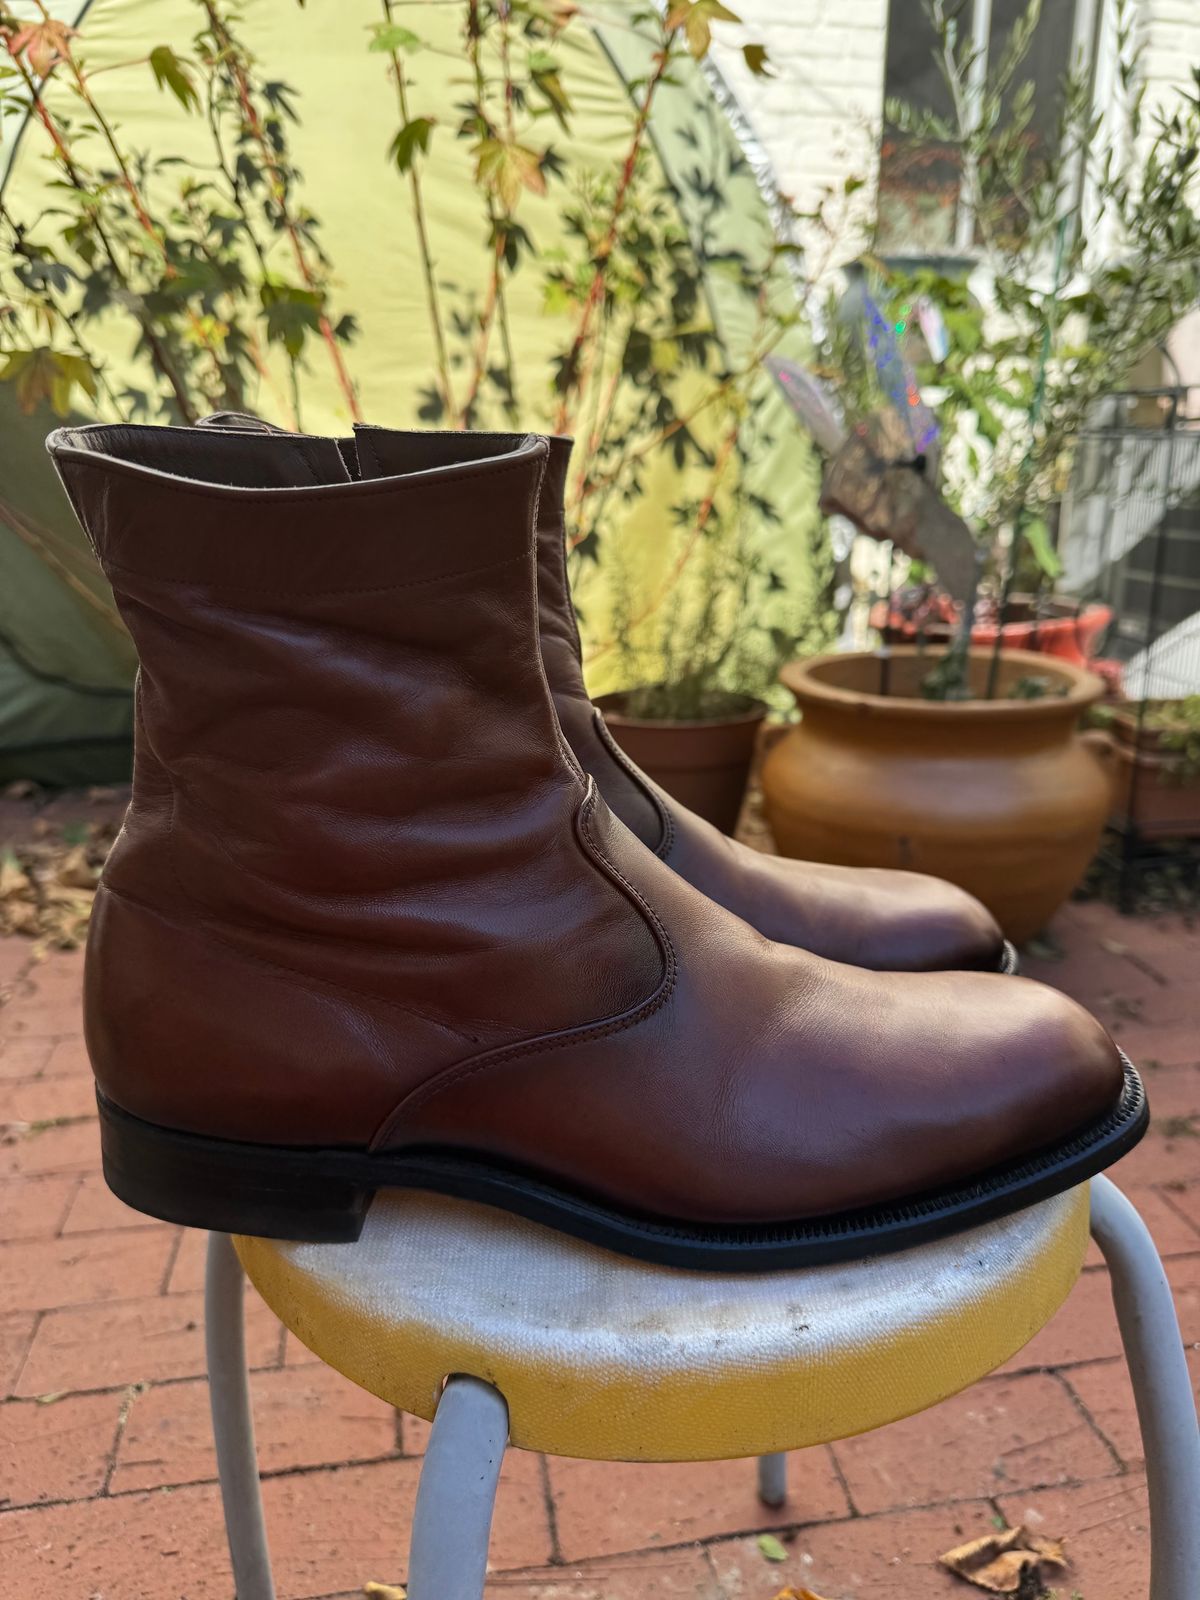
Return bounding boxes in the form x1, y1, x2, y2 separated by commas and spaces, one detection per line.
362, 1585, 406, 1600
56, 845, 101, 890
0, 820, 116, 951
0, 854, 25, 901
939, 1523, 1067, 1594
772, 1589, 835, 1600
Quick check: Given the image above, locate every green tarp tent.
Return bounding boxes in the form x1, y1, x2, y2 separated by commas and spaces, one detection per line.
1, 0, 825, 784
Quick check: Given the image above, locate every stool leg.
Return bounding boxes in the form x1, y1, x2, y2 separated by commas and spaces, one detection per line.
1089, 1176, 1200, 1600
407, 1376, 509, 1600
756, 1451, 788, 1507
205, 1232, 277, 1600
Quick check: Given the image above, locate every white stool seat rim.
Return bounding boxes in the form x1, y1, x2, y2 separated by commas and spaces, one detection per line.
237, 1183, 1089, 1460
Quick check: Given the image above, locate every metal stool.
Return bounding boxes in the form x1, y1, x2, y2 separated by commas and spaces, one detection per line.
205, 1176, 1200, 1600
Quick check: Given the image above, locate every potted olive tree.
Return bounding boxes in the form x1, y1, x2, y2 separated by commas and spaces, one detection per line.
762, 1, 1200, 939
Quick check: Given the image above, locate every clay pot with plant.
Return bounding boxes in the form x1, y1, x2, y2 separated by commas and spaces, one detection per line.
1089, 698, 1200, 841
596, 686, 767, 836
874, 588, 1114, 672
761, 0, 1200, 938
763, 648, 1111, 943
595, 524, 806, 836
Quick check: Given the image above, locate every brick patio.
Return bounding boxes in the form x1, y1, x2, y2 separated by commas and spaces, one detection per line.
0, 895, 1197, 1600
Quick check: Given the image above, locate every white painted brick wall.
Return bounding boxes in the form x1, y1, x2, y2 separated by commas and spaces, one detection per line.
1130, 0, 1200, 385
1138, 0, 1200, 90
711, 0, 1200, 295
708, 0, 889, 266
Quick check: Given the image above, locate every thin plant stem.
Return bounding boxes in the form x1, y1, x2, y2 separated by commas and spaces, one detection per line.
381, 0, 456, 420
460, 0, 516, 426
551, 25, 678, 436
202, 1, 362, 421
0, 38, 198, 418
584, 414, 741, 668
984, 210, 1069, 699
570, 305, 614, 509
492, 0, 520, 421
201, 70, 299, 426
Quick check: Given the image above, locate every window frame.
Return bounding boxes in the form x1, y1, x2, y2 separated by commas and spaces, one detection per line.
877, 0, 1118, 265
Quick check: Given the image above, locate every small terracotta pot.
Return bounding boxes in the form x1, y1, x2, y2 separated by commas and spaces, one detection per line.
1093, 711, 1200, 840
875, 599, 1113, 670
595, 691, 768, 836
761, 648, 1110, 943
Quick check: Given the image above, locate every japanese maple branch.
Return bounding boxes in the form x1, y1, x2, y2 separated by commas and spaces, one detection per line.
0, 36, 197, 418
381, 0, 456, 420
552, 26, 679, 436
202, 1, 362, 420
459, 0, 518, 426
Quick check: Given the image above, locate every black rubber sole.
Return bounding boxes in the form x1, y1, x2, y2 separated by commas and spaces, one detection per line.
97, 1054, 1145, 1270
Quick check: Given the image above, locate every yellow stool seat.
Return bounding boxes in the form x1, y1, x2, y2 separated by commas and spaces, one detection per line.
236, 1184, 1089, 1462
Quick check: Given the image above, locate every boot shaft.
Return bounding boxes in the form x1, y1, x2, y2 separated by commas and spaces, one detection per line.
47, 424, 663, 1136
51, 428, 567, 918
353, 426, 666, 851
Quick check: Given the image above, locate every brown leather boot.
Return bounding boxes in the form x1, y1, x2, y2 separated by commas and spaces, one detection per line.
47, 422, 1143, 1267
351, 426, 1015, 974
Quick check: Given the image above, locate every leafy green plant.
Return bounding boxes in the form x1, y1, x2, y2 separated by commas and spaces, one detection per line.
0, 0, 360, 427
363, 0, 826, 720
810, 0, 1200, 697
1145, 698, 1200, 785
1, 0, 833, 724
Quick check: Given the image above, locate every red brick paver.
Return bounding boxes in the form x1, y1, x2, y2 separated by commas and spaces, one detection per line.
0, 893, 1196, 1600
830, 1371, 1117, 1513
547, 1452, 849, 1562
111, 1363, 399, 1493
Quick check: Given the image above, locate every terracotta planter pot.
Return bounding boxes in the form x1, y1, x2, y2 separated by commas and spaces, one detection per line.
875, 598, 1113, 670
596, 691, 768, 836
761, 648, 1110, 943
1096, 711, 1200, 840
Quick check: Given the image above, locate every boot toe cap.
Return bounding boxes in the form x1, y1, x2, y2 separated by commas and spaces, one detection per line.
758, 858, 1007, 971
877, 872, 1006, 971
750, 971, 1131, 1224
886, 976, 1129, 1208
998, 978, 1128, 1139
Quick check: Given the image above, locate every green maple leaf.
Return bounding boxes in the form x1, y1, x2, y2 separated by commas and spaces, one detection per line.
666, 0, 740, 58
149, 46, 199, 113
390, 117, 435, 173
475, 138, 547, 211
368, 23, 424, 54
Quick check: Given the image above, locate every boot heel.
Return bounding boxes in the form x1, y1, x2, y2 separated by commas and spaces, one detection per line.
97, 1093, 371, 1242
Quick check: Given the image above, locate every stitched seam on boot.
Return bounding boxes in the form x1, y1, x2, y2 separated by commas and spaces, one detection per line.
371, 785, 677, 1142
53, 438, 538, 505
591, 708, 673, 859
551, 522, 586, 666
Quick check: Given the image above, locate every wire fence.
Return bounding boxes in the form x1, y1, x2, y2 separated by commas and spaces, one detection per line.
1059, 388, 1200, 701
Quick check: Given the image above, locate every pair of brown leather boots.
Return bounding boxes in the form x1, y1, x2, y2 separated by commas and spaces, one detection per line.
46, 420, 1145, 1269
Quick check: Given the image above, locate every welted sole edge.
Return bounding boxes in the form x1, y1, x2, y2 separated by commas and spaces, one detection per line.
97, 1055, 1144, 1269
